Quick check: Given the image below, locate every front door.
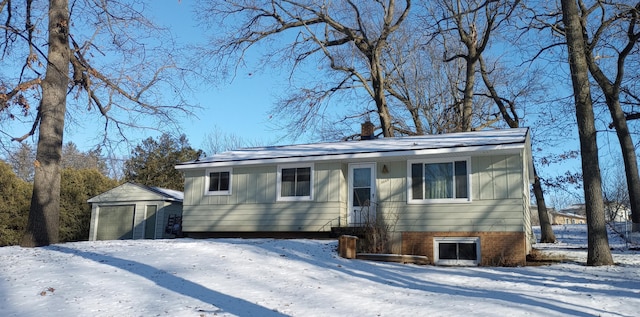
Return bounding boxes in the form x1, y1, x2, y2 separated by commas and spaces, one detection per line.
348, 163, 376, 226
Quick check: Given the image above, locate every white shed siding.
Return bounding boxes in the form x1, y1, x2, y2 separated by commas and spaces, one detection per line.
88, 183, 165, 202
88, 183, 183, 241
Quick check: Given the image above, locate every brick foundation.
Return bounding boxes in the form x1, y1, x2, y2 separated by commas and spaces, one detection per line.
401, 231, 527, 266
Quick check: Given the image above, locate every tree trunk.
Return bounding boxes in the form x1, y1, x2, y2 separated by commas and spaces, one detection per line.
561, 0, 613, 265
606, 97, 640, 231
478, 56, 556, 241
461, 57, 475, 132
371, 53, 394, 137
20, 0, 70, 247
582, 15, 640, 232
533, 166, 556, 243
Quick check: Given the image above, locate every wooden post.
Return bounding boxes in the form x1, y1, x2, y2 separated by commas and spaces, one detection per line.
339, 235, 358, 259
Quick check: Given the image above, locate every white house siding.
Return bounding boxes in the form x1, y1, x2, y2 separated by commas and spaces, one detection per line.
473, 155, 523, 200
375, 154, 528, 233
521, 149, 534, 252
182, 202, 345, 232
181, 162, 347, 232
182, 152, 530, 235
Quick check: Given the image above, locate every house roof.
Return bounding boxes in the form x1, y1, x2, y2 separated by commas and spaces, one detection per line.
551, 211, 587, 219
557, 204, 586, 217
176, 128, 530, 169
87, 182, 184, 203
140, 184, 184, 201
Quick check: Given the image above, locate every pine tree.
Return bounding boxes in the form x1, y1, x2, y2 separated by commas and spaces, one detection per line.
124, 134, 202, 191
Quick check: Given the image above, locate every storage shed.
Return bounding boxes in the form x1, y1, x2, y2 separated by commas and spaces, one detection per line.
87, 182, 183, 240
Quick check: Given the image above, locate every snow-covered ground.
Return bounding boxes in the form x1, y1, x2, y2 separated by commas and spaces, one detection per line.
1, 225, 639, 317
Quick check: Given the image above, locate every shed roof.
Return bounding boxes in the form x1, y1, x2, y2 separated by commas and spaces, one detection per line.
87, 182, 183, 203
176, 128, 530, 169
142, 184, 184, 201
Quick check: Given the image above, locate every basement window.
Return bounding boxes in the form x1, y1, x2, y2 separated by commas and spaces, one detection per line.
205, 168, 232, 196
434, 237, 480, 266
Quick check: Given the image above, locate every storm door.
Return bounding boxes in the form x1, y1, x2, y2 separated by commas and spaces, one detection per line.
348, 163, 376, 226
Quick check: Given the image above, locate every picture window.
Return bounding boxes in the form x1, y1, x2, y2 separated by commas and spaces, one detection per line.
408, 158, 470, 203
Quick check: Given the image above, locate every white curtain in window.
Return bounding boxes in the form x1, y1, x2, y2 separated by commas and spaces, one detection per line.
425, 162, 453, 199
281, 168, 296, 196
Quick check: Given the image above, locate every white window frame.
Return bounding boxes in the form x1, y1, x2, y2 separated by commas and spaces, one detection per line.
204, 168, 232, 196
277, 163, 314, 201
433, 237, 480, 266
407, 157, 471, 204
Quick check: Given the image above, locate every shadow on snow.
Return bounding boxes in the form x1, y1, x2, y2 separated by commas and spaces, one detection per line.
48, 245, 289, 317
216, 238, 637, 317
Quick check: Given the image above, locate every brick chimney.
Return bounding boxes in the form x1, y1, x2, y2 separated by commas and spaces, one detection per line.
361, 121, 375, 140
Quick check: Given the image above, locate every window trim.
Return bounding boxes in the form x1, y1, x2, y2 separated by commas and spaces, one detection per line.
407, 157, 471, 204
433, 237, 481, 266
204, 168, 232, 196
276, 163, 314, 201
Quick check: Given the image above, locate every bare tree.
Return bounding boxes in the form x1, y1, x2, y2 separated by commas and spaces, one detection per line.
19, 0, 71, 247
421, 0, 557, 241
202, 125, 268, 155
1, 1, 193, 246
602, 164, 631, 223
428, 0, 521, 132
7, 141, 105, 182
61, 142, 106, 172
7, 142, 35, 182
560, 0, 613, 265
196, 0, 411, 138
477, 55, 557, 242
526, 1, 640, 232
383, 23, 469, 135
576, 1, 640, 232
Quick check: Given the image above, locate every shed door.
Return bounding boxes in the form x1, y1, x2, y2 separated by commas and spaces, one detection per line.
144, 205, 158, 239
348, 163, 376, 226
96, 205, 135, 240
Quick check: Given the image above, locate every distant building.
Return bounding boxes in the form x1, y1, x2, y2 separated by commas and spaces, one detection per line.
551, 202, 630, 224
551, 210, 586, 225
604, 201, 631, 223
560, 204, 586, 217
529, 205, 556, 226
550, 204, 586, 225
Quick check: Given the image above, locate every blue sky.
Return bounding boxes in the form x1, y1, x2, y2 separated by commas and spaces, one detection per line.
44, 1, 293, 157
3, 1, 578, 160
1, 1, 284, 156
141, 1, 289, 150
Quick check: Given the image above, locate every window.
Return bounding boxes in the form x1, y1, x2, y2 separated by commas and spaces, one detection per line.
408, 158, 470, 203
277, 164, 313, 201
434, 237, 480, 266
205, 168, 232, 195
